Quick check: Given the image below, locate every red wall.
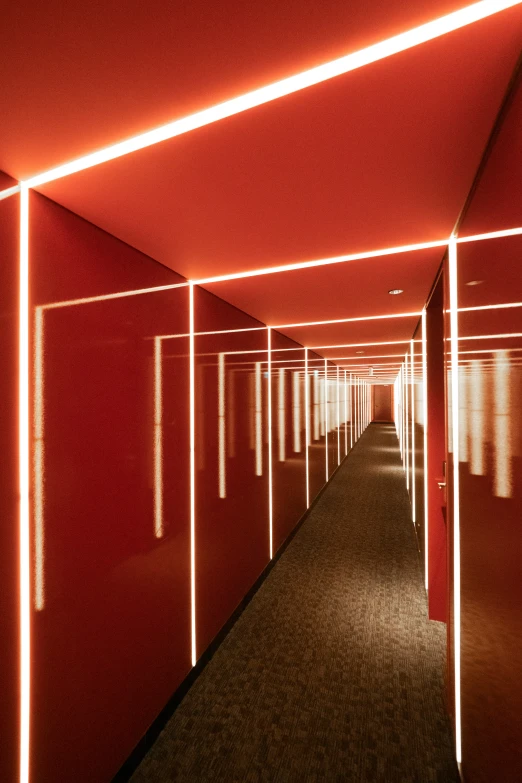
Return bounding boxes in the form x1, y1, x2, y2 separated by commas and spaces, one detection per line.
28, 193, 191, 783
3, 191, 368, 783
454, 78, 522, 782
426, 277, 447, 622
0, 175, 20, 783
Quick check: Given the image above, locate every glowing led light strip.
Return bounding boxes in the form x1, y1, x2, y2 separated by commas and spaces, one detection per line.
324, 360, 328, 480
293, 371, 301, 453
33, 307, 45, 610
278, 368, 286, 462
422, 310, 429, 591
456, 225, 522, 243
271, 311, 422, 329
458, 332, 522, 341
449, 238, 462, 765
26, 0, 520, 191
305, 349, 310, 507
196, 240, 447, 286
154, 337, 164, 537
255, 362, 263, 477
42, 281, 189, 310
19, 184, 30, 783
218, 353, 226, 498
458, 302, 522, 312
189, 283, 197, 666
337, 367, 340, 464
344, 370, 348, 456
311, 339, 416, 349
349, 374, 353, 448
267, 328, 273, 559
0, 184, 21, 201
410, 341, 416, 526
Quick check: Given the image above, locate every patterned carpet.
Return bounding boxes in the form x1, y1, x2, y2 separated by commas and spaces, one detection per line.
130, 423, 459, 783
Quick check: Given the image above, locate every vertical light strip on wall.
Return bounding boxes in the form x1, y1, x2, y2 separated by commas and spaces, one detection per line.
189, 283, 197, 666
313, 370, 319, 441
33, 307, 45, 608
411, 341, 416, 525
305, 349, 310, 507
255, 361, 263, 476
267, 328, 273, 559
344, 370, 348, 455
19, 183, 30, 783
218, 352, 226, 498
449, 236, 462, 765
350, 373, 353, 448
422, 309, 429, 591
293, 371, 301, 453
405, 356, 410, 490
324, 360, 328, 480
278, 368, 286, 462
153, 336, 164, 536
337, 366, 340, 464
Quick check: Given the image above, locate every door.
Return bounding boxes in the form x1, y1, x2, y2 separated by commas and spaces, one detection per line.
372, 384, 392, 421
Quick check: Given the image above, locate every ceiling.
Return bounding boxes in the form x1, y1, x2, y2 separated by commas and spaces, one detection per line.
2, 1, 521, 377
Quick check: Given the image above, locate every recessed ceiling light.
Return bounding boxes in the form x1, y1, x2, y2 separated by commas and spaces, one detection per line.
465, 280, 484, 286
388, 289, 404, 295
356, 350, 365, 354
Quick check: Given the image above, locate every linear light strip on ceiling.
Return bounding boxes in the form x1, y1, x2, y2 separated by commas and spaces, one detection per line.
24, 0, 521, 190
0, 184, 21, 201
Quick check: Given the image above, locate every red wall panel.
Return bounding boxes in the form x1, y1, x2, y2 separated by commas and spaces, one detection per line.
0, 181, 20, 783
270, 333, 307, 554
193, 289, 270, 656
452, 77, 522, 782
28, 194, 191, 783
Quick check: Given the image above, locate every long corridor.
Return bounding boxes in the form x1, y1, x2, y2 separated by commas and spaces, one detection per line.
130, 424, 458, 783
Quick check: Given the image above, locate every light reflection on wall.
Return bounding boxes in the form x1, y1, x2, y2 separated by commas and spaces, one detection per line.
493, 350, 512, 498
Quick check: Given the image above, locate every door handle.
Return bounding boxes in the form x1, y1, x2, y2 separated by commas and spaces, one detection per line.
437, 481, 446, 490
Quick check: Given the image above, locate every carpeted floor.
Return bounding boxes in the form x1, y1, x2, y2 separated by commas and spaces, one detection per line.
130, 423, 459, 783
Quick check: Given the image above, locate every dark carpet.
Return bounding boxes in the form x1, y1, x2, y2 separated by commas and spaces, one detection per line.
131, 423, 459, 783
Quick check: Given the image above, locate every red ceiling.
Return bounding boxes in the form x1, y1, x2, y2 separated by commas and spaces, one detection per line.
2, 2, 521, 375
1, 0, 484, 181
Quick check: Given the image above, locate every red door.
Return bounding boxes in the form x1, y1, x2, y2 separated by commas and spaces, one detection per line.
372, 384, 392, 421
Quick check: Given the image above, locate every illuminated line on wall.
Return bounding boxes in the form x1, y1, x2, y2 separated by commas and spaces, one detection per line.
493, 351, 512, 498
404, 353, 410, 492
271, 311, 422, 329
189, 283, 197, 666
195, 240, 448, 286
344, 370, 348, 456
456, 225, 522, 243
27, 1, 518, 190
278, 368, 286, 462
324, 360, 328, 481
153, 337, 164, 537
218, 353, 226, 498
410, 341, 416, 525
313, 370, 320, 441
19, 183, 30, 783
337, 367, 340, 465
310, 339, 416, 349
457, 332, 522, 341
449, 237, 462, 764
349, 373, 353, 449
42, 281, 189, 310
267, 328, 273, 559
293, 371, 301, 453
469, 359, 485, 477
422, 310, 429, 591
255, 362, 263, 477
33, 307, 45, 610
458, 302, 522, 313
305, 349, 310, 507
0, 184, 21, 201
